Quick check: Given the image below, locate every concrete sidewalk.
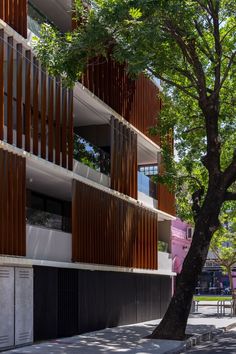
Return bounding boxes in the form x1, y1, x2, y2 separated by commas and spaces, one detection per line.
2, 305, 236, 354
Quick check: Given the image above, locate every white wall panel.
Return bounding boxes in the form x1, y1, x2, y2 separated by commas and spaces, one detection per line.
0, 267, 14, 350
26, 225, 72, 262
15, 267, 33, 346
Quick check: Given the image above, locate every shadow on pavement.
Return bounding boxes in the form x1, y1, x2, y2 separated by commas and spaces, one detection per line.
187, 331, 236, 353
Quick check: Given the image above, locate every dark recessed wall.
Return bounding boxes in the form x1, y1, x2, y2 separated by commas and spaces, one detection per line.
34, 266, 172, 341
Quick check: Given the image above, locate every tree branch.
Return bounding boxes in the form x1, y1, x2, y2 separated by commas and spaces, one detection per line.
195, 0, 212, 16
211, 1, 222, 95
148, 68, 199, 100
219, 50, 236, 90
183, 125, 205, 134
164, 20, 207, 100
173, 66, 198, 86
224, 192, 236, 201
193, 20, 215, 62
222, 150, 236, 189
220, 25, 236, 44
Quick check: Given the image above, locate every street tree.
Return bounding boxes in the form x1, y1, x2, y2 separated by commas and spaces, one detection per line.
34, 0, 236, 340
210, 212, 236, 305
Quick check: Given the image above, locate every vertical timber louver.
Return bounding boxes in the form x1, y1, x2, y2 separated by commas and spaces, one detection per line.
0, 0, 27, 38
110, 116, 137, 199
72, 180, 158, 270
0, 148, 26, 256
0, 30, 74, 171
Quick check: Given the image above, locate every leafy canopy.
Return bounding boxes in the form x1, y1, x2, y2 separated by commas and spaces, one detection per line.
210, 209, 236, 272
34, 0, 236, 220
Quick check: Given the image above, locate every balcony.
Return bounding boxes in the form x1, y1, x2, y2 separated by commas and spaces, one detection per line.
138, 171, 158, 209
26, 224, 72, 262
26, 207, 71, 233
28, 2, 58, 37
74, 134, 110, 176
73, 134, 111, 187
0, 28, 73, 170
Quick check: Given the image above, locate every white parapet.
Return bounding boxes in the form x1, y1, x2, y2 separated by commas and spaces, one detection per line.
26, 225, 72, 263
158, 251, 172, 273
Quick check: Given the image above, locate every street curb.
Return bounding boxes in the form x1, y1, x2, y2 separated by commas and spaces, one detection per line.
164, 322, 236, 353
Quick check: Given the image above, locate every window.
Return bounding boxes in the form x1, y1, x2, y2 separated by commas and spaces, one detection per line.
138, 164, 158, 177
26, 190, 71, 233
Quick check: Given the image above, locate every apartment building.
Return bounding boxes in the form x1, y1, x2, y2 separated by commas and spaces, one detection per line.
0, 0, 176, 350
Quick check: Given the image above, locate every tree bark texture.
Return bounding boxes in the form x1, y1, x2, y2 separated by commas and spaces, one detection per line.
150, 189, 224, 340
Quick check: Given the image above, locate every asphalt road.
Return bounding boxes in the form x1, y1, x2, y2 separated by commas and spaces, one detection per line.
186, 329, 236, 353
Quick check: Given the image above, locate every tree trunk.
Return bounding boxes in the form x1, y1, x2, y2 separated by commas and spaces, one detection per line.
150, 193, 222, 340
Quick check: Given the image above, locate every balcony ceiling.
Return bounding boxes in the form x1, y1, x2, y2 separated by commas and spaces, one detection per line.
29, 0, 72, 32
74, 83, 160, 165
26, 158, 72, 201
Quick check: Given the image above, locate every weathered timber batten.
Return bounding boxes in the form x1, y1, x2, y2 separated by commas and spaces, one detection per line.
0, 0, 27, 38
110, 116, 137, 199
0, 29, 74, 170
0, 148, 26, 256
72, 180, 158, 270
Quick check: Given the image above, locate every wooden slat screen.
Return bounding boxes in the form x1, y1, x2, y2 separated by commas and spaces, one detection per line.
0, 30, 74, 170
0, 148, 26, 256
157, 185, 175, 216
110, 116, 137, 199
157, 132, 176, 216
72, 180, 158, 270
0, 29, 4, 141
0, 0, 27, 38
82, 57, 161, 145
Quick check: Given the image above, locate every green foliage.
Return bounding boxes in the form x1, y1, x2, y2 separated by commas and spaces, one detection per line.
210, 209, 236, 272
34, 0, 236, 221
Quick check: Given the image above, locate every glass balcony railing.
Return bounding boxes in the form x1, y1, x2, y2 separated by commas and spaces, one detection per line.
28, 2, 55, 37
26, 208, 71, 233
74, 133, 110, 176
138, 171, 158, 200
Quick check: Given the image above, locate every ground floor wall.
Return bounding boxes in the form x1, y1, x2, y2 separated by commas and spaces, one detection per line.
33, 266, 172, 341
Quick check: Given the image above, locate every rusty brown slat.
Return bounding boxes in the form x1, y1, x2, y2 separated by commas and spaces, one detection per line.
25, 50, 31, 152
114, 119, 120, 191
61, 87, 67, 168
71, 179, 155, 269
117, 121, 123, 193
18, 154, 23, 255
12, 153, 17, 255
7, 151, 13, 254
19, 0, 23, 36
149, 213, 153, 269
22, 0, 27, 38
21, 156, 26, 255
155, 214, 158, 269
9, 0, 14, 28
110, 116, 115, 190
55, 78, 61, 165
7, 36, 13, 145
33, 57, 39, 155
48, 76, 54, 162
0, 149, 3, 253
133, 132, 138, 199
0, 0, 3, 20
40, 68, 46, 159
0, 30, 4, 141
72, 180, 79, 262
14, 0, 18, 33
2, 150, 8, 253
16, 43, 23, 148
5, 0, 9, 23
68, 89, 73, 171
